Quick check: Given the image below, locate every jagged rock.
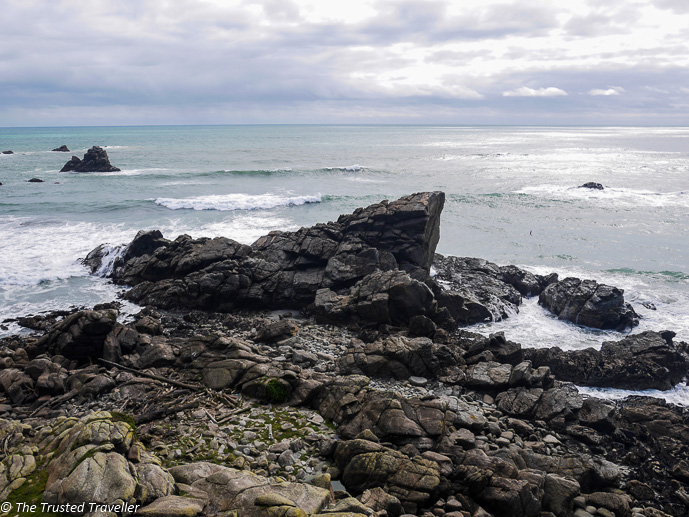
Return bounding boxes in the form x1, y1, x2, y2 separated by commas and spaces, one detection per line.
60, 146, 120, 172
34, 309, 119, 362
86, 193, 446, 328
52, 145, 70, 152
463, 332, 524, 366
359, 487, 404, 517
495, 385, 583, 421
524, 331, 686, 390
432, 255, 552, 325
313, 269, 438, 327
538, 277, 638, 330
0, 369, 36, 405
542, 474, 580, 517
338, 336, 449, 380
334, 438, 441, 513
580, 182, 604, 190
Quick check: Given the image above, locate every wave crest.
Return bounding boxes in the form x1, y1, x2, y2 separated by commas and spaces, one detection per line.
155, 193, 322, 211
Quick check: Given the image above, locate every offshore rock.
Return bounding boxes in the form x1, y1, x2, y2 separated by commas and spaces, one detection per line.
523, 330, 687, 390
60, 146, 120, 172
580, 182, 604, 190
51, 145, 70, 152
538, 277, 638, 330
87, 193, 446, 327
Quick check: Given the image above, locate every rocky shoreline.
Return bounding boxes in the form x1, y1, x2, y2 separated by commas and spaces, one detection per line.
1, 192, 688, 517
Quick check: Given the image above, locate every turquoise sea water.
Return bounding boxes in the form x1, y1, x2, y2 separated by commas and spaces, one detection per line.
1, 125, 688, 401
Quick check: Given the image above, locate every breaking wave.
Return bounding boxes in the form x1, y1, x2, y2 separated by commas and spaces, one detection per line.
155, 193, 322, 211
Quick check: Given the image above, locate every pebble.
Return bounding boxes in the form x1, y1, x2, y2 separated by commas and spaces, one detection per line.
409, 376, 429, 387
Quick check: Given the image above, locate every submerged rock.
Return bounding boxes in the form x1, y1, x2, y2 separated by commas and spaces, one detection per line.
580, 182, 604, 190
27, 178, 44, 183
60, 146, 120, 172
1, 150, 13, 154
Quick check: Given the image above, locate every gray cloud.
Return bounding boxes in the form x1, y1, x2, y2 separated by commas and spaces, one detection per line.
1, 0, 688, 125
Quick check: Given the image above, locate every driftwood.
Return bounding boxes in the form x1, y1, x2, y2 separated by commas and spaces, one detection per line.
29, 388, 79, 417
98, 358, 201, 390
134, 401, 199, 425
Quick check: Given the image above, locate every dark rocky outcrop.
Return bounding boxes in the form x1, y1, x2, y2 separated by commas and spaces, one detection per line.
432, 255, 555, 324
580, 182, 604, 190
523, 331, 688, 390
539, 277, 638, 330
51, 145, 70, 152
60, 146, 120, 172
4, 192, 689, 517
86, 192, 447, 328
1, 150, 13, 154
27, 178, 44, 183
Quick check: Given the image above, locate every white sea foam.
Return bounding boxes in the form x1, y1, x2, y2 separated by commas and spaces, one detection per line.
163, 215, 298, 245
88, 168, 170, 177
93, 245, 128, 277
344, 177, 386, 184
323, 165, 366, 171
471, 264, 689, 349
577, 383, 689, 407
0, 218, 136, 287
155, 193, 322, 211
516, 184, 689, 208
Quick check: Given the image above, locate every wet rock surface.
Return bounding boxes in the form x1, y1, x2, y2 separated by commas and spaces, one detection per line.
0, 193, 686, 517
538, 277, 638, 330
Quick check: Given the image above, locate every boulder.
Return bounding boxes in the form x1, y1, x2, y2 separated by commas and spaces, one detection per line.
34, 309, 119, 362
1, 150, 13, 154
334, 439, 441, 513
52, 145, 70, 152
432, 255, 552, 325
27, 178, 44, 182
580, 182, 604, 190
135, 496, 206, 517
60, 146, 120, 172
338, 336, 444, 380
538, 277, 638, 330
190, 465, 331, 516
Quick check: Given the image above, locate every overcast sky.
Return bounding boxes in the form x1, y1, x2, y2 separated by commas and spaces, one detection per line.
2, 0, 688, 126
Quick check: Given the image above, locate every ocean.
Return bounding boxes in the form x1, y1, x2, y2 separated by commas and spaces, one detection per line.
1, 125, 688, 402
